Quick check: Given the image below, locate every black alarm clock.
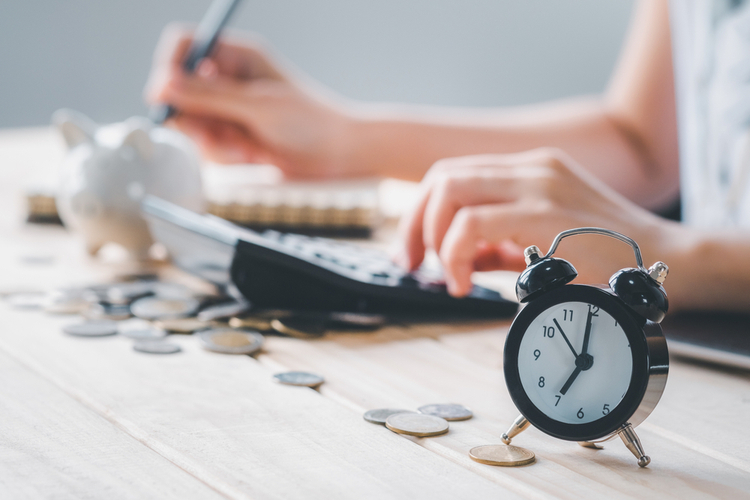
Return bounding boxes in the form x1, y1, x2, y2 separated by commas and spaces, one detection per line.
501, 227, 669, 467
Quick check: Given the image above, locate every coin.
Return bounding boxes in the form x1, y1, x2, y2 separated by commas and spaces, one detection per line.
131, 297, 200, 320
385, 413, 449, 437
418, 403, 473, 421
63, 320, 118, 337
83, 302, 132, 321
106, 282, 156, 304
132, 339, 182, 354
273, 371, 325, 388
155, 317, 211, 333
197, 300, 250, 322
363, 408, 413, 425
229, 316, 274, 332
117, 318, 167, 340
468, 445, 535, 467
329, 312, 387, 329
197, 328, 264, 355
44, 296, 90, 315
271, 316, 326, 339
7, 292, 49, 310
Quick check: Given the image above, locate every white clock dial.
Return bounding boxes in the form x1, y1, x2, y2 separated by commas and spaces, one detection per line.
517, 301, 633, 424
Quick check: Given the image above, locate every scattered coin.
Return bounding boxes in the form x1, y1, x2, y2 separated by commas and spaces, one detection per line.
83, 302, 132, 321
131, 296, 200, 320
63, 320, 118, 337
106, 282, 156, 304
197, 328, 264, 355
418, 403, 473, 421
7, 292, 49, 310
468, 445, 535, 467
271, 316, 326, 339
133, 339, 182, 354
229, 316, 274, 332
329, 312, 387, 330
385, 412, 449, 437
44, 296, 90, 315
197, 299, 250, 322
363, 408, 413, 425
117, 318, 167, 340
273, 371, 325, 388
155, 317, 211, 333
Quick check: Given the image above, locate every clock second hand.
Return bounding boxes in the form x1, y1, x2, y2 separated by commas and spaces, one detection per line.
559, 309, 595, 396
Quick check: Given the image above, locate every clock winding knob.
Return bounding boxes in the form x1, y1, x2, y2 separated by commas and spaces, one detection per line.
524, 245, 542, 266
647, 261, 668, 285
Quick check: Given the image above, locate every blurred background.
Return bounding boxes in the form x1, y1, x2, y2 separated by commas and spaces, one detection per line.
1, 0, 633, 129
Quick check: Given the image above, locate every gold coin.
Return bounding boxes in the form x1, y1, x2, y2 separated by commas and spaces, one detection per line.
229, 316, 273, 331
270, 318, 325, 339
155, 318, 211, 333
469, 445, 535, 467
385, 413, 449, 437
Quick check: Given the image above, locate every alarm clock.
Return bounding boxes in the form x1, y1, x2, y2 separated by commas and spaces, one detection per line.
501, 227, 669, 467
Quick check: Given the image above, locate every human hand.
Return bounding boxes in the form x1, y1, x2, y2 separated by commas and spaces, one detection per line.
144, 24, 356, 178
394, 148, 672, 296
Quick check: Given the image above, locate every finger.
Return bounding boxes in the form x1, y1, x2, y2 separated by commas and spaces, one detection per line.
423, 165, 554, 255
172, 114, 265, 164
393, 183, 434, 271
440, 204, 532, 296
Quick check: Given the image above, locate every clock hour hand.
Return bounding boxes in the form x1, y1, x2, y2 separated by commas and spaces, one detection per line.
553, 319, 578, 359
560, 366, 582, 395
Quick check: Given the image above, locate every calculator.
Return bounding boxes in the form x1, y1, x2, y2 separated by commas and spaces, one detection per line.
142, 196, 518, 317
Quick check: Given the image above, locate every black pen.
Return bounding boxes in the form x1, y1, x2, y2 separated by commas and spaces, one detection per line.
150, 0, 243, 124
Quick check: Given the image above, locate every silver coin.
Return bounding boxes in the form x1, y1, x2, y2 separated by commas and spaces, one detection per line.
7, 292, 50, 310
273, 371, 325, 387
117, 318, 167, 340
385, 413, 449, 437
418, 403, 473, 421
133, 339, 182, 354
363, 408, 413, 425
83, 302, 132, 321
63, 320, 118, 337
329, 312, 387, 328
197, 300, 250, 322
106, 282, 156, 304
197, 328, 264, 355
130, 296, 200, 320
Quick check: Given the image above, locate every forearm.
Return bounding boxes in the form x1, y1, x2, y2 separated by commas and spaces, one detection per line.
658, 225, 750, 312
343, 97, 671, 209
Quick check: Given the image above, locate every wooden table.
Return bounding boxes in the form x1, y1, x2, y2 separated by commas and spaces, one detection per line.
2, 128, 750, 499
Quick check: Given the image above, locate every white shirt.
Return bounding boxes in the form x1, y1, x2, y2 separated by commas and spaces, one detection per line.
671, 0, 750, 226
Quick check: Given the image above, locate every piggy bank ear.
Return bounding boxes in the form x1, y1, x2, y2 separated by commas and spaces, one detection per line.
52, 109, 96, 149
122, 117, 154, 160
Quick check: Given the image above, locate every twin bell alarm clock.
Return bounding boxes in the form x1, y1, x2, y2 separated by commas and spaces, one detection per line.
502, 227, 669, 467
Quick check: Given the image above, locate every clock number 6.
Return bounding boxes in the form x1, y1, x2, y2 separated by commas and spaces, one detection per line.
577, 408, 584, 419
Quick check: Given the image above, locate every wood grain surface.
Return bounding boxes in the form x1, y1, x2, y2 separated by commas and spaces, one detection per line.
1, 128, 749, 499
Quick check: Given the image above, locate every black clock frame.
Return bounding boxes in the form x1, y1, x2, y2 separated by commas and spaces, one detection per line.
504, 284, 665, 442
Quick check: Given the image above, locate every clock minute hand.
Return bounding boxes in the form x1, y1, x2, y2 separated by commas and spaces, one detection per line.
553, 319, 578, 359
580, 309, 594, 356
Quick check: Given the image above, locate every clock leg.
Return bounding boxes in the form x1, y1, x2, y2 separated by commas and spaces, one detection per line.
578, 441, 604, 450
501, 415, 530, 444
618, 423, 650, 467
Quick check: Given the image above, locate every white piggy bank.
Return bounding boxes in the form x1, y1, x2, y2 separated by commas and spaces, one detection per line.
53, 109, 204, 259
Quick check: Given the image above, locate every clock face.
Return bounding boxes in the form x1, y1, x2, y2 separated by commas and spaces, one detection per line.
517, 301, 633, 424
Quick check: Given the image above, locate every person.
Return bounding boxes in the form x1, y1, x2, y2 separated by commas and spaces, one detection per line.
145, 0, 750, 313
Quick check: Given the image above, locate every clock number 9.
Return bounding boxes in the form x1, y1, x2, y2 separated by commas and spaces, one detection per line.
533, 349, 541, 360
542, 326, 555, 338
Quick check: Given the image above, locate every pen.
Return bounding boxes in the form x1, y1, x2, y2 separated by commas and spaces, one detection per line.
150, 0, 243, 124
